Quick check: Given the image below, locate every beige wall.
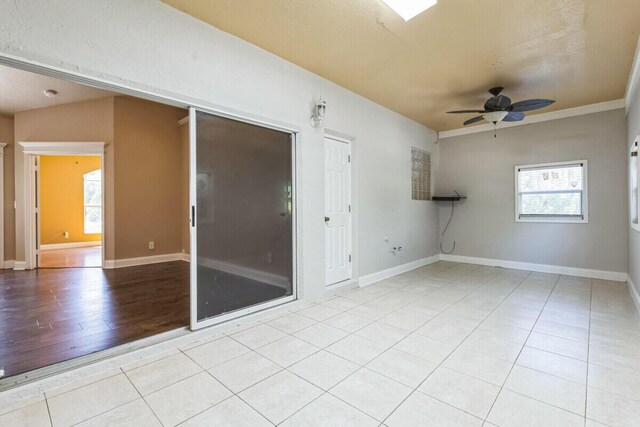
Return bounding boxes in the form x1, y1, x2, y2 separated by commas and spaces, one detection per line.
0, 115, 15, 261
9, 96, 186, 263
437, 109, 628, 273
14, 97, 115, 261
113, 97, 185, 259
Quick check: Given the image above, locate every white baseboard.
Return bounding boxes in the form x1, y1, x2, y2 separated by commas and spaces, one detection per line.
13, 261, 26, 271
358, 254, 441, 288
181, 253, 190, 262
40, 241, 101, 250
198, 257, 290, 289
628, 275, 640, 314
103, 253, 184, 269
2, 260, 15, 269
440, 254, 627, 282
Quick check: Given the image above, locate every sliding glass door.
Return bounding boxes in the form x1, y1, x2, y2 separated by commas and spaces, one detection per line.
189, 108, 295, 329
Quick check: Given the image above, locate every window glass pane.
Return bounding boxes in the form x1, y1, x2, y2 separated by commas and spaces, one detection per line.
84, 180, 101, 205
84, 206, 101, 234
83, 169, 102, 233
519, 165, 583, 193
520, 192, 582, 216
84, 169, 101, 181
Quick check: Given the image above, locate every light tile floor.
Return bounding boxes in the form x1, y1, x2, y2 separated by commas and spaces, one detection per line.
2, 261, 640, 426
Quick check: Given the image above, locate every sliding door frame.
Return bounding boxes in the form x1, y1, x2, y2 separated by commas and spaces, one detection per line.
189, 106, 299, 330
0, 54, 301, 330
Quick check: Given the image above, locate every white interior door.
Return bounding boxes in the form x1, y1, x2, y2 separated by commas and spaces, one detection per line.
324, 136, 352, 286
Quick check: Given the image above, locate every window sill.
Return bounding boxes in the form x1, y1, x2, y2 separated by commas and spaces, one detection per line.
516, 217, 588, 224
632, 222, 640, 233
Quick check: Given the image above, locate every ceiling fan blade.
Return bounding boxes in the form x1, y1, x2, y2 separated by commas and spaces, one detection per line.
484, 95, 512, 112
503, 112, 525, 122
510, 99, 555, 112
489, 87, 504, 97
447, 110, 486, 114
463, 116, 485, 126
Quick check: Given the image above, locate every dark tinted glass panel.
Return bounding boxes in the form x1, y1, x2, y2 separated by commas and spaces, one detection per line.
196, 111, 293, 321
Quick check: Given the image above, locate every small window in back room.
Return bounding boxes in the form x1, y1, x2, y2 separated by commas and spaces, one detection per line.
84, 169, 102, 234
412, 148, 431, 201
631, 136, 639, 228
515, 160, 588, 223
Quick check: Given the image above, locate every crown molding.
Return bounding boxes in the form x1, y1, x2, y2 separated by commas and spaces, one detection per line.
625, 35, 640, 114
439, 99, 625, 139
18, 141, 106, 155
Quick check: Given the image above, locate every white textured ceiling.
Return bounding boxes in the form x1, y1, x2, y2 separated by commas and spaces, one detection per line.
162, 0, 640, 131
0, 65, 115, 116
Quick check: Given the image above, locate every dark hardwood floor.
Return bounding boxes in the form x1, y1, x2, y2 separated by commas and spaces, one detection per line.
0, 261, 189, 378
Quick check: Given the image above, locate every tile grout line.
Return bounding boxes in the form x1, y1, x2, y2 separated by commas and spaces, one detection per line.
584, 278, 594, 427
176, 346, 276, 426
274, 263, 494, 425
44, 394, 54, 427
378, 268, 535, 425
59, 367, 149, 427
419, 270, 537, 419
120, 367, 166, 427
250, 264, 488, 424
492, 277, 600, 420
482, 272, 561, 422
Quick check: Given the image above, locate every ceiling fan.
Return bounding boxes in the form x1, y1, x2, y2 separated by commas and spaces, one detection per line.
447, 87, 555, 126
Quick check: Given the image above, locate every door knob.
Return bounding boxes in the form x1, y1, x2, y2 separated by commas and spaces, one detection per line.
324, 216, 330, 222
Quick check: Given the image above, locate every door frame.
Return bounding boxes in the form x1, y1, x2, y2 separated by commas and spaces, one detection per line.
188, 107, 299, 331
324, 133, 353, 287
19, 142, 106, 270
0, 143, 6, 269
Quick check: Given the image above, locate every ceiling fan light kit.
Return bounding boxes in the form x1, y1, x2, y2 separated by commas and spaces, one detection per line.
447, 87, 556, 130
483, 111, 508, 124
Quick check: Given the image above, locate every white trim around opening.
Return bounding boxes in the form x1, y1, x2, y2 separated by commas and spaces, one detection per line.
324, 133, 354, 287
18, 142, 106, 270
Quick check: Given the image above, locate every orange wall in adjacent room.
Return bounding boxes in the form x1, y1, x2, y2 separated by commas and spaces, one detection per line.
40, 155, 102, 245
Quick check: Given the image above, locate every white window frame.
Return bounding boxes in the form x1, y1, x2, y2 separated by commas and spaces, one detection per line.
631, 135, 640, 232
83, 169, 102, 235
514, 160, 588, 224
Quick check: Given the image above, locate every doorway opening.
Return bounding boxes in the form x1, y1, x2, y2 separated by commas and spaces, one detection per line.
21, 143, 107, 270
36, 155, 103, 268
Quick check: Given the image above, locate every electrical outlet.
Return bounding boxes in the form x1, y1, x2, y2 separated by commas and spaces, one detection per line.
148, 241, 155, 250
64, 231, 69, 239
